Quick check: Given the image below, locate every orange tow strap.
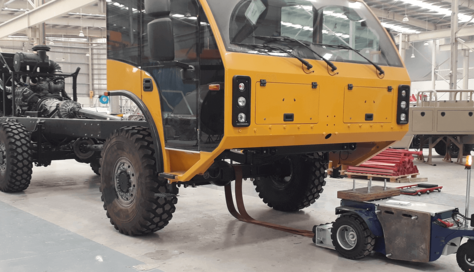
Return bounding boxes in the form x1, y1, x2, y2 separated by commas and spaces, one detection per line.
224, 165, 314, 238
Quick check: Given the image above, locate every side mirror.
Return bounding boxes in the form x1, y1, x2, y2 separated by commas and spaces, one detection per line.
148, 19, 175, 61
145, 0, 174, 61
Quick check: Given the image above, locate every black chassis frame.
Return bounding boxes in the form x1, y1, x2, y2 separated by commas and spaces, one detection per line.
168, 143, 357, 187
0, 116, 149, 166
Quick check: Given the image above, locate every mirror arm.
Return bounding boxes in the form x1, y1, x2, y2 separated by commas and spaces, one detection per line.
173, 61, 193, 70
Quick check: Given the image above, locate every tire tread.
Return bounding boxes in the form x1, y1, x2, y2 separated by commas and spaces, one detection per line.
99, 126, 177, 236
0, 122, 32, 193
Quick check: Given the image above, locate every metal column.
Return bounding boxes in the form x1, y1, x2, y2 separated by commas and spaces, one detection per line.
34, 0, 45, 45
399, 33, 406, 63
450, 0, 459, 93
432, 40, 437, 91
88, 38, 93, 107
463, 49, 470, 94
466, 166, 472, 227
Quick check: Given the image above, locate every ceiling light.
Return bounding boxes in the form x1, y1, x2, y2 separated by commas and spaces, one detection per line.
62, 57, 65, 61
86, 53, 90, 57
403, 15, 409, 22
381, 22, 420, 34
395, 0, 473, 23
424, 41, 429, 46
411, 53, 415, 58
79, 30, 85, 37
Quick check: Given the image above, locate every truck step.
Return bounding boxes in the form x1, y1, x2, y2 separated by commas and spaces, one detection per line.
159, 173, 177, 180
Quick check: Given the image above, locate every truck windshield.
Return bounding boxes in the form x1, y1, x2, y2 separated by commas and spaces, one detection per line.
206, 0, 403, 67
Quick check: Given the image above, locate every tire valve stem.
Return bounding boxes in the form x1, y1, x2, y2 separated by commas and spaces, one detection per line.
384, 179, 387, 191
353, 179, 356, 191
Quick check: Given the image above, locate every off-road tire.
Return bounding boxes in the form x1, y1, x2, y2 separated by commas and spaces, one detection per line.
90, 158, 100, 176
100, 126, 178, 236
253, 153, 327, 212
435, 139, 472, 157
0, 121, 33, 193
456, 240, 474, 272
331, 214, 375, 260
434, 141, 447, 156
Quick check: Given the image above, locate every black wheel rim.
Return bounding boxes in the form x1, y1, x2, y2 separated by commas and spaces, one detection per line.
114, 157, 137, 207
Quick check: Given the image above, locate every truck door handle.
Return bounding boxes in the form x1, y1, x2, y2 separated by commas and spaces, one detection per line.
143, 78, 153, 92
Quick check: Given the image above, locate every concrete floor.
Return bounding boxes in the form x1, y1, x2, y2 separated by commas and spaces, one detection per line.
0, 152, 473, 272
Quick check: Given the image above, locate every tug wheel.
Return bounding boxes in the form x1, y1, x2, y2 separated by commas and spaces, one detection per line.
0, 121, 33, 193
253, 153, 327, 212
331, 214, 375, 260
457, 240, 474, 272
100, 126, 178, 236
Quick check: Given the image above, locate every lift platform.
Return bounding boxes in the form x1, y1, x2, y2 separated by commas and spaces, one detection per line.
225, 160, 474, 272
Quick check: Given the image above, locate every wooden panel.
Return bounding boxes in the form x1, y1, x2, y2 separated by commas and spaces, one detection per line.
377, 206, 431, 262
255, 82, 319, 125
343, 86, 393, 123
337, 186, 400, 201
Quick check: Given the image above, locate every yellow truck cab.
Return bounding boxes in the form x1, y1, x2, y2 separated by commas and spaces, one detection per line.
104, 0, 411, 235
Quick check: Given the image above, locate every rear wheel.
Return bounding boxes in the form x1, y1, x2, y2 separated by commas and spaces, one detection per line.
331, 214, 375, 260
90, 158, 100, 176
434, 141, 447, 156
0, 121, 33, 193
253, 153, 327, 212
457, 240, 474, 272
435, 139, 472, 157
100, 126, 177, 236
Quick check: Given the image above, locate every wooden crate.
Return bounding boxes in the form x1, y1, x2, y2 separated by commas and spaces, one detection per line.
345, 172, 420, 183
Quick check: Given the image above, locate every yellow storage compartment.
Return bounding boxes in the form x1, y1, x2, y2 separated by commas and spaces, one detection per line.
343, 86, 394, 123
255, 82, 320, 125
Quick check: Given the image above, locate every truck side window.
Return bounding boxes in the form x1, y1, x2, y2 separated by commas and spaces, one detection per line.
107, 0, 140, 65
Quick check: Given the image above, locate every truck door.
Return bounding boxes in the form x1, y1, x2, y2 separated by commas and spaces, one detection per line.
142, 0, 223, 152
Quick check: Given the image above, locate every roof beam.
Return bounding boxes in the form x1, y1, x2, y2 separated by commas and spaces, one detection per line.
0, 0, 98, 39
407, 25, 474, 42
0, 14, 105, 29
442, 0, 474, 10
440, 41, 474, 51
371, 7, 437, 31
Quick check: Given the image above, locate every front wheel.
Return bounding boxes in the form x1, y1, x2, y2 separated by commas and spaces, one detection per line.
331, 214, 375, 260
100, 126, 177, 236
253, 153, 327, 212
457, 240, 474, 272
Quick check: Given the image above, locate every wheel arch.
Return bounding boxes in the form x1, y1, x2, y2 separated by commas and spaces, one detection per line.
107, 90, 164, 173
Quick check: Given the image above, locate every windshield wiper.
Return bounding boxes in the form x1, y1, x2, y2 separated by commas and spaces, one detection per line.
254, 35, 338, 72
315, 43, 385, 76
232, 42, 313, 70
